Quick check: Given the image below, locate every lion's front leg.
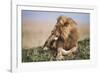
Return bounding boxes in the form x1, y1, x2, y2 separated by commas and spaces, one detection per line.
70, 44, 78, 53
56, 45, 78, 60
56, 47, 64, 60
61, 44, 78, 55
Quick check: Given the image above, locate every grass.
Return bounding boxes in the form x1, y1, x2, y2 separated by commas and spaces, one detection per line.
22, 38, 90, 62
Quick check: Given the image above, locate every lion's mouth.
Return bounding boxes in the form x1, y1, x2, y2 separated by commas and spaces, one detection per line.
54, 37, 58, 40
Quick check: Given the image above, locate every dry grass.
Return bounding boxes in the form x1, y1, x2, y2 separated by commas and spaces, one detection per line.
22, 38, 90, 62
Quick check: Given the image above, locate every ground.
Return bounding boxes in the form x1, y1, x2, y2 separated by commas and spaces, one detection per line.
22, 38, 90, 62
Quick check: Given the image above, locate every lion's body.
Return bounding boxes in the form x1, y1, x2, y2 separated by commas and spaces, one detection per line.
43, 16, 79, 60
56, 27, 78, 51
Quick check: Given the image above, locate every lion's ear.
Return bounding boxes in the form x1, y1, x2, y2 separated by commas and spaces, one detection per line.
60, 20, 64, 25
57, 18, 63, 25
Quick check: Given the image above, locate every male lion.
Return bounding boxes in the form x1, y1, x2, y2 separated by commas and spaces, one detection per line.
43, 16, 79, 60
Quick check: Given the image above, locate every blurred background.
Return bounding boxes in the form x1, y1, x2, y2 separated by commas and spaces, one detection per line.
22, 10, 90, 49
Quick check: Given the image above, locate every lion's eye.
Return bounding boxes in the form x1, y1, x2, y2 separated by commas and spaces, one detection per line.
51, 31, 54, 34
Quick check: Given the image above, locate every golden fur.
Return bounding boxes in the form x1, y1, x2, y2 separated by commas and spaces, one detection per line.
43, 16, 79, 60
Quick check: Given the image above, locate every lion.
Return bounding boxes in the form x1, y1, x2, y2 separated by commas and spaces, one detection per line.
43, 16, 79, 60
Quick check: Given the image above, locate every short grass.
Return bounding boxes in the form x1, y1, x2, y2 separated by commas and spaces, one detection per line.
22, 38, 90, 62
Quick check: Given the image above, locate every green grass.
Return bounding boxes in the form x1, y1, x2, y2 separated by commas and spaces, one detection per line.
22, 38, 90, 62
